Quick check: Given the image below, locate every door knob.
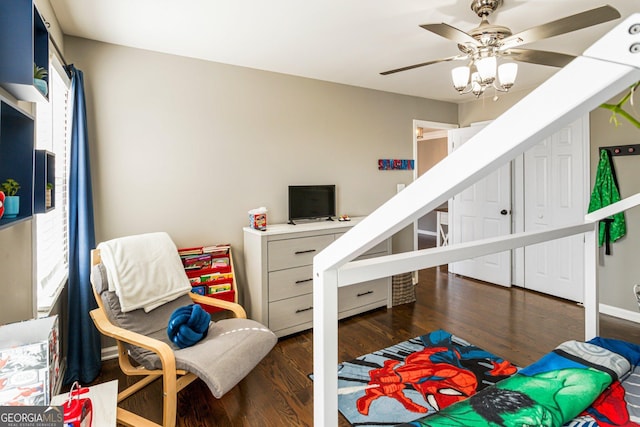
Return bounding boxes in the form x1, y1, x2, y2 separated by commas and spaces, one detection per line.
500, 209, 509, 215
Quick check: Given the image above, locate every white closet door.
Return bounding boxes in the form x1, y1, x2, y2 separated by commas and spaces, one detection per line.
524, 117, 588, 302
449, 124, 512, 287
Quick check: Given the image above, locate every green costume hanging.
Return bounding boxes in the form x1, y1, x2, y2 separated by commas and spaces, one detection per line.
587, 149, 626, 254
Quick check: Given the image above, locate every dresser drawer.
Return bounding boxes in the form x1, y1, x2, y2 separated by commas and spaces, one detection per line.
268, 266, 313, 302
269, 294, 314, 332
334, 233, 389, 258
339, 279, 387, 313
267, 234, 335, 271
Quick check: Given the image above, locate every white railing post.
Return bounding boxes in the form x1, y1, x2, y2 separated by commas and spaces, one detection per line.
313, 267, 339, 427
584, 227, 599, 340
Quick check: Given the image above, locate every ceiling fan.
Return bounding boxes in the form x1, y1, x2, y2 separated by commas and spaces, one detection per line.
381, 0, 621, 97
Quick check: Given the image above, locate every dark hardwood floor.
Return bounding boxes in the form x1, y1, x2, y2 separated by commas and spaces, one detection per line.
88, 235, 640, 426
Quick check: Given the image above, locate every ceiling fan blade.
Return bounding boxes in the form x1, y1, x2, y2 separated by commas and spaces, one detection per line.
502, 5, 621, 48
420, 23, 480, 46
504, 48, 575, 68
380, 55, 466, 76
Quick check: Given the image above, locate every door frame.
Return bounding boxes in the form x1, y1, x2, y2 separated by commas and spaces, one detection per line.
412, 120, 458, 282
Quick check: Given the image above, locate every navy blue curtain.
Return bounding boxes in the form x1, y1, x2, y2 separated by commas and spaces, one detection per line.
64, 65, 101, 385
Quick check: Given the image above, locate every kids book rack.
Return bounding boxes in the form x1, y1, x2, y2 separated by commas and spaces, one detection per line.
178, 244, 237, 314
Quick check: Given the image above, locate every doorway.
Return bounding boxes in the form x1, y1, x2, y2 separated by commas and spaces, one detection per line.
413, 120, 458, 253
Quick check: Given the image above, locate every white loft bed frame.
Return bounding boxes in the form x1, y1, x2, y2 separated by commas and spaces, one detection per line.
313, 13, 640, 426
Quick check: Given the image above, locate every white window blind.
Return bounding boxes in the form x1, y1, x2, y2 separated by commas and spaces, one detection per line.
35, 58, 70, 314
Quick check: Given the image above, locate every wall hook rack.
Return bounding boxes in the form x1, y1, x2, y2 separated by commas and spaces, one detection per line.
600, 144, 640, 157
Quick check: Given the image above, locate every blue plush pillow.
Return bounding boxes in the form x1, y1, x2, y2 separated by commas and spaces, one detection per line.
167, 304, 211, 348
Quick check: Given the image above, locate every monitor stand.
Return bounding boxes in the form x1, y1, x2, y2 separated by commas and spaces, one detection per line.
288, 217, 334, 225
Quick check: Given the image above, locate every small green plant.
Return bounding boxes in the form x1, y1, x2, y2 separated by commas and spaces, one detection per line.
46, 182, 53, 190
34, 64, 48, 80
1, 178, 20, 196
600, 81, 640, 129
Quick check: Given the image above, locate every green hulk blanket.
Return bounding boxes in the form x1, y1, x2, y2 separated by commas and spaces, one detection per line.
400, 340, 631, 427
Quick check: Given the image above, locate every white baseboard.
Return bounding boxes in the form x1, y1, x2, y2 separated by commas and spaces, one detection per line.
101, 345, 119, 361
417, 229, 436, 237
600, 303, 640, 324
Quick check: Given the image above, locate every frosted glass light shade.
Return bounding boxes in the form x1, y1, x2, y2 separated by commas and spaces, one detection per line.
498, 62, 518, 88
476, 56, 497, 83
471, 72, 483, 97
451, 66, 470, 91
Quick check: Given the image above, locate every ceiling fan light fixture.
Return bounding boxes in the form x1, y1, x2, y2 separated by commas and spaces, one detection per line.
381, 3, 621, 101
452, 66, 471, 91
450, 58, 518, 98
476, 55, 497, 84
498, 62, 518, 89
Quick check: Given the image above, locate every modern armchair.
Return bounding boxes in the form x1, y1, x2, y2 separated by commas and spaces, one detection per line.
89, 244, 277, 427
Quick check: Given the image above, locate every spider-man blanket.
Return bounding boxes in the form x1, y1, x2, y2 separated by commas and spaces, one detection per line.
335, 331, 640, 427
336, 329, 518, 426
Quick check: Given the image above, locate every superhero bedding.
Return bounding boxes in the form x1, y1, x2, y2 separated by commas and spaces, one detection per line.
336, 330, 640, 427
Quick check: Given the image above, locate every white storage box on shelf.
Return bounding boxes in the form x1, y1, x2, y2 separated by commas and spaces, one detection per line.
0, 315, 60, 406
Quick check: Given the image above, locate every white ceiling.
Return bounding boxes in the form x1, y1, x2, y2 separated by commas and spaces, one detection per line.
47, 0, 639, 103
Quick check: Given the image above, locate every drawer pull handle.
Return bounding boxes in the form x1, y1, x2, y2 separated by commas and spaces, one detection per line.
295, 306, 313, 314
295, 278, 313, 284
357, 291, 373, 297
294, 249, 316, 255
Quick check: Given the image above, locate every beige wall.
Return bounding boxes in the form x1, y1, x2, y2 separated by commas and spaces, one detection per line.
459, 86, 640, 314
62, 36, 458, 297
417, 137, 448, 176
458, 89, 530, 126
0, 221, 34, 323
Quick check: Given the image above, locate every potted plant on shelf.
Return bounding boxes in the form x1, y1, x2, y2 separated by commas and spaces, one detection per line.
1, 179, 21, 219
33, 64, 48, 96
46, 182, 53, 209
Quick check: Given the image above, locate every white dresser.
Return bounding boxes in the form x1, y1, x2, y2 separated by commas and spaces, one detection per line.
243, 217, 391, 337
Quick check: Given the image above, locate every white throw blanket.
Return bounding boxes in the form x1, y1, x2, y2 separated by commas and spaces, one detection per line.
97, 232, 192, 313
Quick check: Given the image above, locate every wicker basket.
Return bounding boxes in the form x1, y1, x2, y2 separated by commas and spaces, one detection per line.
392, 272, 416, 306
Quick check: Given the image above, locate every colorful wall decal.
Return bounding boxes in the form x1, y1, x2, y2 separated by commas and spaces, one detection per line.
378, 159, 415, 170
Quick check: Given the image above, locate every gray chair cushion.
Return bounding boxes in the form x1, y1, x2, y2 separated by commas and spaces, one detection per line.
92, 263, 277, 398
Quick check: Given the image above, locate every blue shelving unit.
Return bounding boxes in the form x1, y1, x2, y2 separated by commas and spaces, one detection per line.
0, 100, 34, 229
0, 0, 50, 102
34, 150, 55, 214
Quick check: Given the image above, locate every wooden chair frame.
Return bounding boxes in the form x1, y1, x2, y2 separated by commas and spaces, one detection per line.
89, 249, 247, 427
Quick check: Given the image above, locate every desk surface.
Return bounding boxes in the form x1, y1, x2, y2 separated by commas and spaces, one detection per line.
51, 380, 118, 427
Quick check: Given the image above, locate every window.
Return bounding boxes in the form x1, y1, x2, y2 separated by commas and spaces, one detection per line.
35, 56, 71, 314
